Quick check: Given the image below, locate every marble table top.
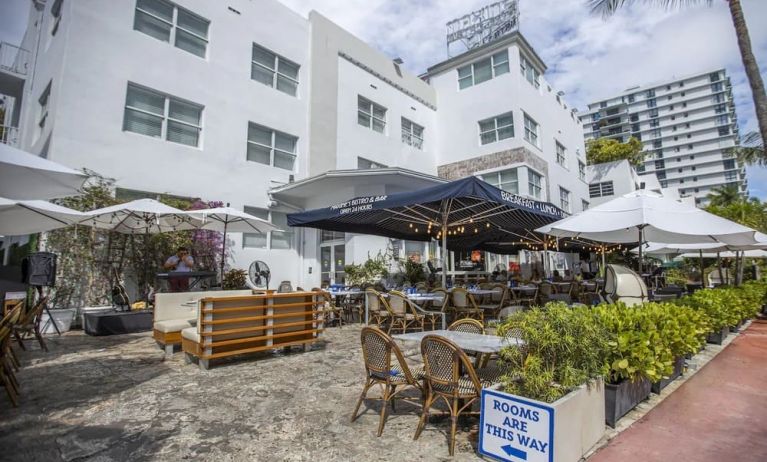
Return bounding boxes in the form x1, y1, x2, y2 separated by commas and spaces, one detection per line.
392, 330, 522, 353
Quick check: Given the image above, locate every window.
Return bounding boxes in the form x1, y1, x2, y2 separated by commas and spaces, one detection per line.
711, 82, 723, 92
713, 93, 725, 103
655, 159, 665, 170
358, 157, 387, 169
482, 168, 519, 194
631, 123, 640, 132
716, 114, 729, 126
724, 171, 737, 181
123, 83, 203, 147
630, 113, 639, 122
523, 113, 539, 147
650, 118, 659, 128
555, 142, 566, 167
401, 118, 424, 149
528, 170, 542, 199
38, 81, 51, 131
479, 112, 514, 145
246, 122, 297, 170
559, 187, 570, 212
628, 94, 635, 103
646, 89, 656, 98
723, 159, 736, 170
600, 101, 607, 108
519, 55, 540, 88
50, 0, 63, 36
589, 181, 614, 198
718, 126, 730, 136
458, 50, 509, 89
648, 109, 659, 118
669, 104, 674, 110
357, 96, 386, 133
637, 163, 646, 173
242, 208, 293, 249
710, 72, 720, 82
251, 43, 300, 96
646, 99, 657, 108
582, 200, 589, 210
134, 0, 209, 58
578, 161, 586, 181
715, 104, 726, 114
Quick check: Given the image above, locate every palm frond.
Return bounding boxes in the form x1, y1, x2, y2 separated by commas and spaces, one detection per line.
589, 0, 713, 18
730, 131, 765, 167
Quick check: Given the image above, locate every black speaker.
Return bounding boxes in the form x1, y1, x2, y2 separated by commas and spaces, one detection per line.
21, 252, 57, 287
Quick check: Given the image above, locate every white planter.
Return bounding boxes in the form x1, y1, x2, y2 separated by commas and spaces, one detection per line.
551, 378, 605, 462
40, 308, 76, 334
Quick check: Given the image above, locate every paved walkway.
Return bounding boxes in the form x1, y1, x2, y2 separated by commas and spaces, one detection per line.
589, 319, 767, 462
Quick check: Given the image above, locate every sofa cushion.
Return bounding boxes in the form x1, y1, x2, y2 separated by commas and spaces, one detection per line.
154, 290, 253, 322
154, 319, 195, 333
181, 326, 200, 343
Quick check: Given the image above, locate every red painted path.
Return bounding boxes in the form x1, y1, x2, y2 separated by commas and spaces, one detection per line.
589, 319, 767, 462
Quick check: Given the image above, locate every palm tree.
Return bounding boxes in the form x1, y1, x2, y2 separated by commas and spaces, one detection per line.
706, 184, 742, 207
589, 0, 767, 161
731, 131, 765, 166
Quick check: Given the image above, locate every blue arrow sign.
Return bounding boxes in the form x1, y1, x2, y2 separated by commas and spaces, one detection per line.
502, 445, 528, 460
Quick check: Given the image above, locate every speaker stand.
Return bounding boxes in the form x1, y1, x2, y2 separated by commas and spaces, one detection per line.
36, 286, 62, 336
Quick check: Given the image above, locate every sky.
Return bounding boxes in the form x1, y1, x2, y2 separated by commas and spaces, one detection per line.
1, 0, 765, 197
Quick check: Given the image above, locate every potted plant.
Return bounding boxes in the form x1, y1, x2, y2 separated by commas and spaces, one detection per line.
682, 289, 737, 344
496, 303, 608, 462
222, 269, 247, 290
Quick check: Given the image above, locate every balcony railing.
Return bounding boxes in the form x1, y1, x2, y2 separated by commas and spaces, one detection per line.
0, 42, 30, 76
0, 125, 19, 146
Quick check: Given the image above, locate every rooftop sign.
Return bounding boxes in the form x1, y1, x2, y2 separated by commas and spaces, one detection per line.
446, 0, 520, 57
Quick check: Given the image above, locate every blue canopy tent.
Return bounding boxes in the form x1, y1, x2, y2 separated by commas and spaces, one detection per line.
287, 176, 567, 287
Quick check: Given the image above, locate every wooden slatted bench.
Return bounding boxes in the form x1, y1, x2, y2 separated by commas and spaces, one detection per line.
181, 291, 326, 369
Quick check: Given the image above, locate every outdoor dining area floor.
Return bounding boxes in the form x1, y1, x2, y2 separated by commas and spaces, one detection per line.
0, 325, 487, 462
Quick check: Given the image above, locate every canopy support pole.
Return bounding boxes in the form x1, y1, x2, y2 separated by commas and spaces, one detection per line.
699, 249, 704, 286
220, 219, 228, 286
716, 252, 724, 286
543, 240, 548, 279
441, 222, 447, 289
637, 226, 644, 275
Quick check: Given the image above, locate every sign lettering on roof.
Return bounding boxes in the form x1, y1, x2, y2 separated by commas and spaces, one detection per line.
499, 191, 566, 219
330, 195, 388, 215
446, 0, 520, 57
479, 389, 554, 462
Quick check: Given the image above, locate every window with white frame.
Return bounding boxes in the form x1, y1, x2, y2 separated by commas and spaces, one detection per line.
589, 181, 614, 198
582, 199, 589, 210
481, 168, 519, 194
123, 83, 203, 147
523, 113, 539, 147
479, 112, 514, 145
457, 50, 509, 90
358, 157, 387, 169
559, 187, 570, 212
578, 161, 586, 181
243, 207, 293, 249
251, 43, 300, 96
520, 55, 540, 88
133, 0, 209, 58
555, 142, 566, 167
401, 118, 424, 149
357, 96, 386, 133
528, 170, 542, 199
50, 0, 63, 36
246, 122, 297, 170
38, 81, 51, 131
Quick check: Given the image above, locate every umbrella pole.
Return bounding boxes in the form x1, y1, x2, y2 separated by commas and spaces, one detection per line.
220, 220, 228, 286
716, 252, 724, 286
699, 249, 704, 286
543, 240, 548, 279
441, 223, 447, 288
637, 227, 644, 274
601, 245, 606, 277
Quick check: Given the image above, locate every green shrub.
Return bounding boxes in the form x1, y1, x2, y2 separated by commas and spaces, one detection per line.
497, 302, 609, 403
222, 269, 247, 289
680, 288, 740, 330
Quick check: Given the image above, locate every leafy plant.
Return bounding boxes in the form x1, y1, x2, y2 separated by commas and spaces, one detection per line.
497, 302, 609, 403
222, 269, 247, 290
586, 136, 643, 166
399, 258, 426, 285
344, 251, 391, 286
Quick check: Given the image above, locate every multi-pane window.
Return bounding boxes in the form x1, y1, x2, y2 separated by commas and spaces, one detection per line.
523, 113, 539, 147
710, 72, 720, 82
528, 170, 542, 199
479, 112, 514, 145
559, 187, 571, 213
246, 122, 297, 170
243, 208, 293, 250
555, 142, 566, 167
458, 50, 509, 89
578, 161, 586, 181
482, 168, 518, 194
251, 43, 300, 96
714, 104, 726, 114
630, 113, 639, 122
134, 0, 209, 58
358, 157, 387, 169
716, 115, 729, 126
713, 93, 725, 103
589, 181, 614, 198
123, 83, 203, 147
648, 109, 659, 118
38, 82, 51, 131
724, 171, 737, 181
646, 89, 655, 98
401, 118, 424, 149
718, 126, 730, 136
357, 96, 386, 133
711, 82, 723, 92
655, 159, 666, 170
650, 129, 661, 139
646, 98, 657, 108
650, 118, 659, 128
723, 159, 736, 170
627, 94, 635, 103
520, 56, 540, 88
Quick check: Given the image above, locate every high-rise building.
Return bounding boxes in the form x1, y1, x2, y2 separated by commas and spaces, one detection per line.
579, 69, 747, 206
0, 0, 588, 288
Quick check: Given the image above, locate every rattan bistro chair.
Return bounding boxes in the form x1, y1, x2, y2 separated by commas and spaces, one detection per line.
447, 318, 485, 334
478, 285, 508, 320
384, 291, 424, 334
515, 285, 538, 307
414, 335, 495, 456
365, 289, 389, 329
351, 327, 424, 436
1, 303, 24, 407
450, 288, 484, 322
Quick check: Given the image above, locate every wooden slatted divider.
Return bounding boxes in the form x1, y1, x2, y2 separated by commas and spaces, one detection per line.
183, 291, 327, 369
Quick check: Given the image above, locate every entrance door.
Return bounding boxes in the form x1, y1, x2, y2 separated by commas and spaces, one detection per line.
320, 231, 345, 286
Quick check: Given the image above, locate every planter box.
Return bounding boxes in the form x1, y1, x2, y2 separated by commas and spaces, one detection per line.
729, 321, 742, 333
483, 379, 605, 462
40, 308, 76, 334
651, 356, 685, 394
706, 326, 729, 345
605, 377, 651, 428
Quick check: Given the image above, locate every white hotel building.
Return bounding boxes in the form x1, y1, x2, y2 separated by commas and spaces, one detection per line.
0, 0, 589, 289
579, 70, 747, 206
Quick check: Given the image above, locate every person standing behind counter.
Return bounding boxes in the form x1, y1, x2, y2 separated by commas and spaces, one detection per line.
164, 246, 194, 292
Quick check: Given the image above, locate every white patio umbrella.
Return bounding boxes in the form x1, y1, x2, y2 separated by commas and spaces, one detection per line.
79, 198, 203, 234
0, 196, 87, 235
185, 206, 280, 278
0, 144, 88, 200
536, 190, 759, 272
